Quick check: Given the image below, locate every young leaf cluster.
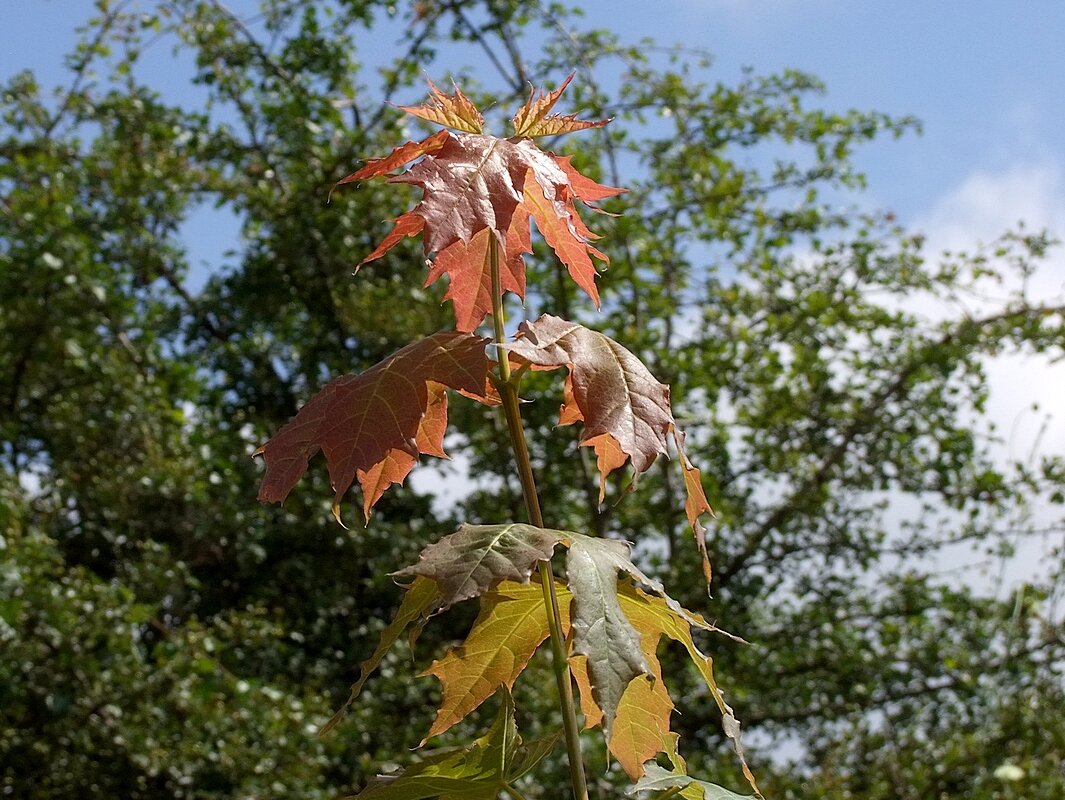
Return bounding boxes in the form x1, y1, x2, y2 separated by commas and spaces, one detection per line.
256, 77, 754, 799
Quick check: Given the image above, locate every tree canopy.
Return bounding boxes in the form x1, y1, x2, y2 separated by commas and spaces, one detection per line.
2, 1, 1063, 798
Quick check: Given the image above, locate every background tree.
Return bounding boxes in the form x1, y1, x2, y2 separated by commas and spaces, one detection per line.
2, 1, 1062, 798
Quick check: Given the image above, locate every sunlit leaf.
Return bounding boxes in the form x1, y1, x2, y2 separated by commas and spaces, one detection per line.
512, 73, 611, 138
505, 316, 716, 583
421, 579, 569, 742
565, 535, 652, 739
256, 332, 492, 522
393, 523, 568, 610
397, 79, 484, 134
352, 688, 555, 799
332, 79, 622, 330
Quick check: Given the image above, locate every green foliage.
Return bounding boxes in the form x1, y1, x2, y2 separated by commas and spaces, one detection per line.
2, 1, 1063, 798
352, 690, 558, 800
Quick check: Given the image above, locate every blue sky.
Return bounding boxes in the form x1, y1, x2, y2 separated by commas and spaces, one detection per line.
653, 0, 1065, 220
5, 0, 1064, 591
5, 1, 1062, 228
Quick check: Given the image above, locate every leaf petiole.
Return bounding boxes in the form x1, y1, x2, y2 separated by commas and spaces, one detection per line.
503, 782, 531, 800
489, 234, 589, 800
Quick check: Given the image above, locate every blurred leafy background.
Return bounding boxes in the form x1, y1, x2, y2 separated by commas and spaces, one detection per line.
1, 1, 1063, 798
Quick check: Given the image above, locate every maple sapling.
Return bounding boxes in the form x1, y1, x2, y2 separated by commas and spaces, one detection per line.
256, 75, 758, 800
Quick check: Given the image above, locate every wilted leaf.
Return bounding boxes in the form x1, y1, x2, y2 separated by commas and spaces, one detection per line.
352, 688, 554, 800
256, 332, 492, 522
321, 576, 439, 736
570, 641, 674, 780
562, 531, 713, 633
505, 315, 715, 583
562, 529, 718, 777
506, 315, 672, 477
565, 535, 652, 740
619, 585, 760, 797
512, 73, 612, 138
569, 578, 748, 783
393, 523, 568, 611
421, 579, 569, 742
680, 452, 714, 587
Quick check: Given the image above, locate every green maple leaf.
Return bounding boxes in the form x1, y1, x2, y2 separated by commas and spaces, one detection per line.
351, 689, 556, 800
627, 762, 753, 800
393, 523, 569, 610
325, 523, 754, 789
565, 534, 653, 741
320, 576, 439, 736
422, 580, 565, 741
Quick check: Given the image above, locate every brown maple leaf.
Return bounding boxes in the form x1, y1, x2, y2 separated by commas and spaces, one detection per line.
334, 78, 625, 332
255, 332, 492, 523
397, 78, 484, 134
505, 314, 715, 584
511, 72, 612, 138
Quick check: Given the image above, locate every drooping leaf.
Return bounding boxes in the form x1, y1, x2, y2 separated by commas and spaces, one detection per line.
396, 79, 484, 134
333, 79, 624, 329
381, 523, 738, 767
564, 535, 652, 740
352, 688, 555, 800
618, 585, 760, 797
570, 639, 674, 780
680, 446, 715, 587
393, 523, 568, 610
512, 73, 612, 138
505, 315, 715, 583
421, 579, 570, 742
321, 576, 439, 737
627, 763, 753, 800
506, 315, 672, 477
569, 579, 749, 783
564, 532, 704, 628
256, 332, 492, 522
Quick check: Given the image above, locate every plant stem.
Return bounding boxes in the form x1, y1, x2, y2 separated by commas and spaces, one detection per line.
503, 783, 531, 800
489, 235, 590, 800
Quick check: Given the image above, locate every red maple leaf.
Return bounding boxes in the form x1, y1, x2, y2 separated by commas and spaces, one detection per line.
256, 332, 494, 523
335, 78, 625, 332
505, 315, 715, 583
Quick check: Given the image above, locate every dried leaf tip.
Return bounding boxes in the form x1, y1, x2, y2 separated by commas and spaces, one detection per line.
512, 72, 612, 138
397, 78, 484, 134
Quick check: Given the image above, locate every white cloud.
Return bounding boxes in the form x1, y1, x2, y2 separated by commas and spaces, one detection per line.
916, 161, 1065, 462
908, 162, 1065, 594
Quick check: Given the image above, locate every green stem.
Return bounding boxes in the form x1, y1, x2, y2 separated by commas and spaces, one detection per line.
489, 235, 590, 800
503, 783, 532, 800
